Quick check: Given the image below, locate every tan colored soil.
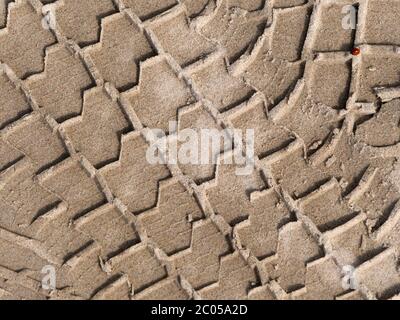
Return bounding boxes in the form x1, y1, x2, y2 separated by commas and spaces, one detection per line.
0, 0, 400, 300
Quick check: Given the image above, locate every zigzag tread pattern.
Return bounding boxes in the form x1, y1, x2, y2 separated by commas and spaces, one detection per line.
0, 0, 400, 300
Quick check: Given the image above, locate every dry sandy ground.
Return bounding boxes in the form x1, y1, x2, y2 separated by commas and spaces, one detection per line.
0, 0, 400, 300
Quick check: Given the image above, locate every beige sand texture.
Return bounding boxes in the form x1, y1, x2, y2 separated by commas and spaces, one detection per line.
0, 0, 400, 300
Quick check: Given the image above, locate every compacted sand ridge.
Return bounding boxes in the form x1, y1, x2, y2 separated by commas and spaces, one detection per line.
0, 0, 400, 300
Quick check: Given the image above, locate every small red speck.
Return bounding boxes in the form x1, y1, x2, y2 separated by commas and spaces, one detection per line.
351, 47, 361, 56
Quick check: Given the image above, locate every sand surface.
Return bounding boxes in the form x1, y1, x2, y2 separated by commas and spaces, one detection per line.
0, 0, 400, 300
